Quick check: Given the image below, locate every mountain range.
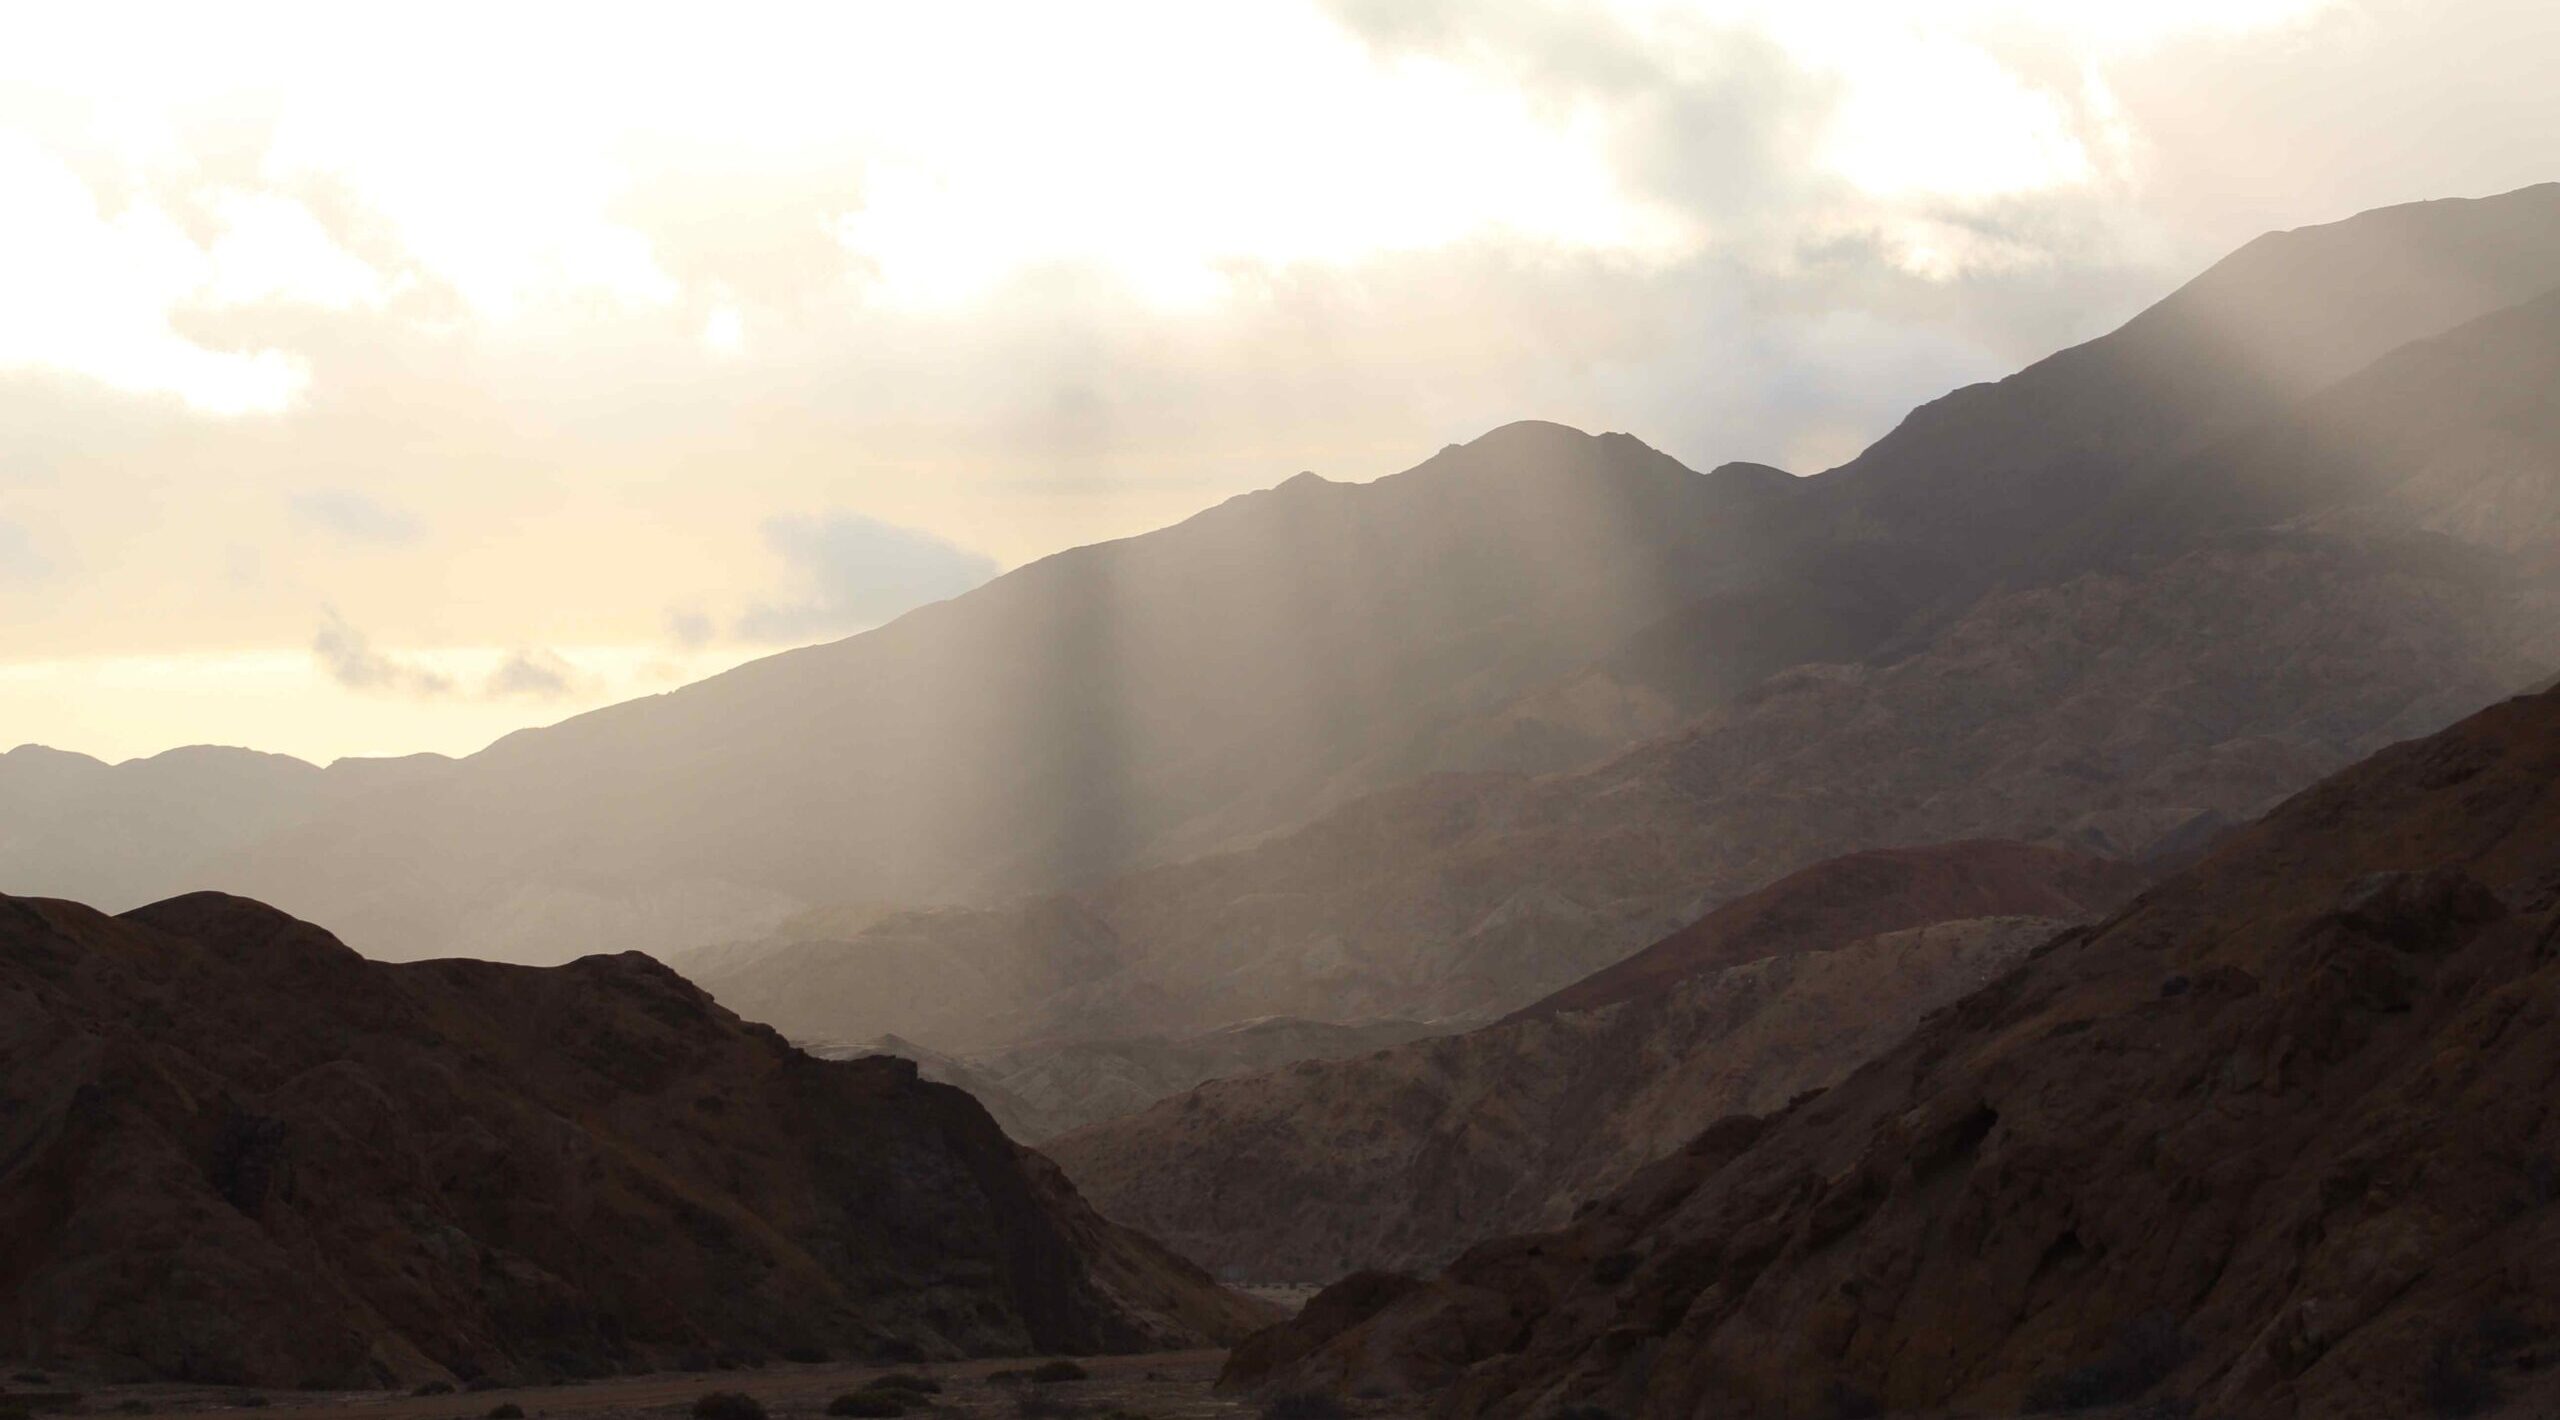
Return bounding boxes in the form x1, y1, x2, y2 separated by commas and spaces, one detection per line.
683, 183, 2560, 1060
14, 185, 2560, 1009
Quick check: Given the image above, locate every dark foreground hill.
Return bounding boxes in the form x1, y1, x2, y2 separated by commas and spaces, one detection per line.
0, 893, 1267, 1388
1048, 842, 2144, 1281
1225, 685, 2560, 1419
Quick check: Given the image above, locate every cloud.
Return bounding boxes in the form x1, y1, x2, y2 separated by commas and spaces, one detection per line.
312, 608, 452, 696
666, 609, 716, 649
290, 488, 421, 545
485, 648, 581, 698
735, 513, 1001, 644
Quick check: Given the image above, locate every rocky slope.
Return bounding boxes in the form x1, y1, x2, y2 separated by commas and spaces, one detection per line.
1047, 843, 2143, 1281
829, 1017, 1452, 1143
1226, 685, 2560, 1419
700, 230, 2560, 1051
0, 892, 1267, 1388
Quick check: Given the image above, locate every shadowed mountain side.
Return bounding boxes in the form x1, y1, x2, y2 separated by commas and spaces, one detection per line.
1043, 842, 2142, 1281
0, 892, 1269, 1388
823, 1016, 1455, 1143
1525, 842, 2149, 1020
1223, 684, 2560, 1420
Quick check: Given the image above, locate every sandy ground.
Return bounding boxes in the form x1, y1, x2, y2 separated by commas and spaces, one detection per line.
34, 1351, 1264, 1420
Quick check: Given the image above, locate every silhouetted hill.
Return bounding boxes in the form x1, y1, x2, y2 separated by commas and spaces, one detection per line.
0, 892, 1266, 1387
1224, 682, 2560, 1419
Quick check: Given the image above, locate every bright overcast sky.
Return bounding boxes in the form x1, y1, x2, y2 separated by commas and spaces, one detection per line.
3, 0, 2556, 762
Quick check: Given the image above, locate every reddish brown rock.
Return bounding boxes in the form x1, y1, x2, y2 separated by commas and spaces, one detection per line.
0, 893, 1269, 1388
1048, 843, 2143, 1281
1225, 686, 2560, 1418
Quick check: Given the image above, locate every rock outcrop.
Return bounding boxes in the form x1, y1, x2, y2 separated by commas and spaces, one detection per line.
1225, 686, 2560, 1419
1048, 843, 2144, 1280
0, 893, 1268, 1388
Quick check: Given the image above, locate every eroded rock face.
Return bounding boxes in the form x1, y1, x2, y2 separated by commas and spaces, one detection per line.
1049, 843, 2145, 1281
0, 893, 1269, 1388
1225, 687, 2560, 1419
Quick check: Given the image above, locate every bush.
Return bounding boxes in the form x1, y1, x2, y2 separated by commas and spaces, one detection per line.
465, 1380, 504, 1394
692, 1393, 766, 1420
862, 1375, 942, 1396
826, 1395, 905, 1418
986, 1370, 1031, 1385
413, 1382, 456, 1397
1260, 1394, 1347, 1420
1030, 1362, 1089, 1385
781, 1346, 827, 1366
2020, 1313, 2187, 1413
486, 1406, 523, 1420
1015, 1396, 1083, 1420
238, 1400, 269, 1411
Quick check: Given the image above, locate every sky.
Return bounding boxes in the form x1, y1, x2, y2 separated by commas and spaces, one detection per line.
3, 0, 2557, 764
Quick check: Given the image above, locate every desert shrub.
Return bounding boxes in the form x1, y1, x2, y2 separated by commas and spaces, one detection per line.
2421, 1338, 2498, 1418
112, 1404, 147, 1416
412, 1382, 455, 1397
486, 1406, 523, 1420
1015, 1395, 1084, 1420
1545, 1407, 1617, 1420
781, 1346, 827, 1365
692, 1392, 766, 1420
11, 1377, 45, 1387
8, 1396, 81, 1415
1589, 1252, 1640, 1286
826, 1394, 905, 1418
2020, 1312, 2187, 1413
1030, 1362, 1089, 1385
986, 1370, 1031, 1385
1261, 1393, 1347, 1420
862, 1375, 942, 1396
238, 1400, 268, 1411
465, 1379, 504, 1393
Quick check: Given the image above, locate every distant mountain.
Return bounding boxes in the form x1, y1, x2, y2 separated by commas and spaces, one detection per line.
1223, 683, 2560, 1420
831, 1015, 1453, 1143
0, 891, 1267, 1387
0, 744, 451, 910
1044, 842, 2143, 1281
687, 183, 2560, 1063
178, 424, 1836, 963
